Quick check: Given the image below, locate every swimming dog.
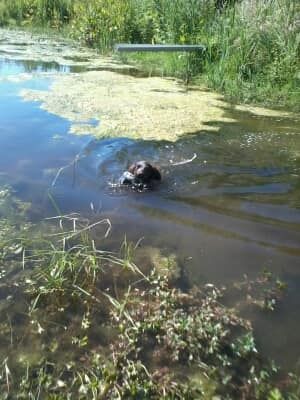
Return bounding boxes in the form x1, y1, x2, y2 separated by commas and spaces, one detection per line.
119, 161, 161, 189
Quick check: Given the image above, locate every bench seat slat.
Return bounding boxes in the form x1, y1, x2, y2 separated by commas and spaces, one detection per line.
115, 44, 205, 52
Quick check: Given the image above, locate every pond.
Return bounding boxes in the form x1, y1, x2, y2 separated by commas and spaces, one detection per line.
0, 29, 300, 372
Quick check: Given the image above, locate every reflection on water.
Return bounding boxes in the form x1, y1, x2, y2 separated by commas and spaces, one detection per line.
0, 54, 300, 369
0, 57, 88, 76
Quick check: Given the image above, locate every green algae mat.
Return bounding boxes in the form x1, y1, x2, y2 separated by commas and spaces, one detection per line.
1, 28, 295, 141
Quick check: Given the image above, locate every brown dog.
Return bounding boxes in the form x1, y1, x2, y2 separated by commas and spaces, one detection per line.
119, 161, 161, 189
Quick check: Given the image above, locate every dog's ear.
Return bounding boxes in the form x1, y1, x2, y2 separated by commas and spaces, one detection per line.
152, 166, 161, 181
128, 163, 137, 174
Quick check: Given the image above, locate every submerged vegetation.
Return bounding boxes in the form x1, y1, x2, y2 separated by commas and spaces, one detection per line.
0, 0, 299, 110
0, 173, 299, 397
0, 185, 297, 399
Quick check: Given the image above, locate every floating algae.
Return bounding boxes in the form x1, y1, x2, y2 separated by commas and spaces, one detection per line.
2, 28, 296, 141
22, 70, 296, 141
235, 104, 297, 118
1, 28, 237, 141
21, 70, 237, 141
0, 28, 137, 73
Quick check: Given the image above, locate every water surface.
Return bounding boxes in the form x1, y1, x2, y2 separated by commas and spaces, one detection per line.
0, 40, 300, 369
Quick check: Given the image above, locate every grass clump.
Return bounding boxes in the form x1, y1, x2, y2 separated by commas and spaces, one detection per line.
0, 185, 32, 273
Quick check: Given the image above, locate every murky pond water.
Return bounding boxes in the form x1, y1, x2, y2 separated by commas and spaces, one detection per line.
0, 30, 300, 371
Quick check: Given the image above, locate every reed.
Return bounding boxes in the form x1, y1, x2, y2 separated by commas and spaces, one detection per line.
198, 0, 300, 108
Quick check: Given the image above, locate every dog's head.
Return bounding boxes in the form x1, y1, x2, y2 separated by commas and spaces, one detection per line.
128, 161, 161, 184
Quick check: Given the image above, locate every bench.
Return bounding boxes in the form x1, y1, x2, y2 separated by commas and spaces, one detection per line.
115, 44, 205, 53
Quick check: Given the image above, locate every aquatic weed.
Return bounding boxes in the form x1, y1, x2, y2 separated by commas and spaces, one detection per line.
0, 208, 296, 399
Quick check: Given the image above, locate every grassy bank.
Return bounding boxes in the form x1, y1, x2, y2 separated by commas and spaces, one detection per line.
0, 0, 299, 110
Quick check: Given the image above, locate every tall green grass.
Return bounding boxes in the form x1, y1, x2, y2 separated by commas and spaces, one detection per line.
0, 0, 74, 27
198, 0, 300, 108
0, 0, 299, 109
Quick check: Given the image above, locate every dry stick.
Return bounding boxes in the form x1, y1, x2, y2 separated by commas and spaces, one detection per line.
3, 359, 11, 394
51, 153, 81, 188
44, 214, 112, 241
170, 153, 197, 166
51, 162, 72, 188
45, 213, 81, 220
72, 157, 77, 187
7, 315, 13, 347
64, 218, 112, 240
72, 284, 102, 304
90, 200, 103, 215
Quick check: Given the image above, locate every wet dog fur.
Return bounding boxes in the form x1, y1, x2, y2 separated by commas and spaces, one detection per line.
119, 161, 161, 189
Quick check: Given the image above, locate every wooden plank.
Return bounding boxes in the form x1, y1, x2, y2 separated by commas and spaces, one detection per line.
115, 44, 205, 52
